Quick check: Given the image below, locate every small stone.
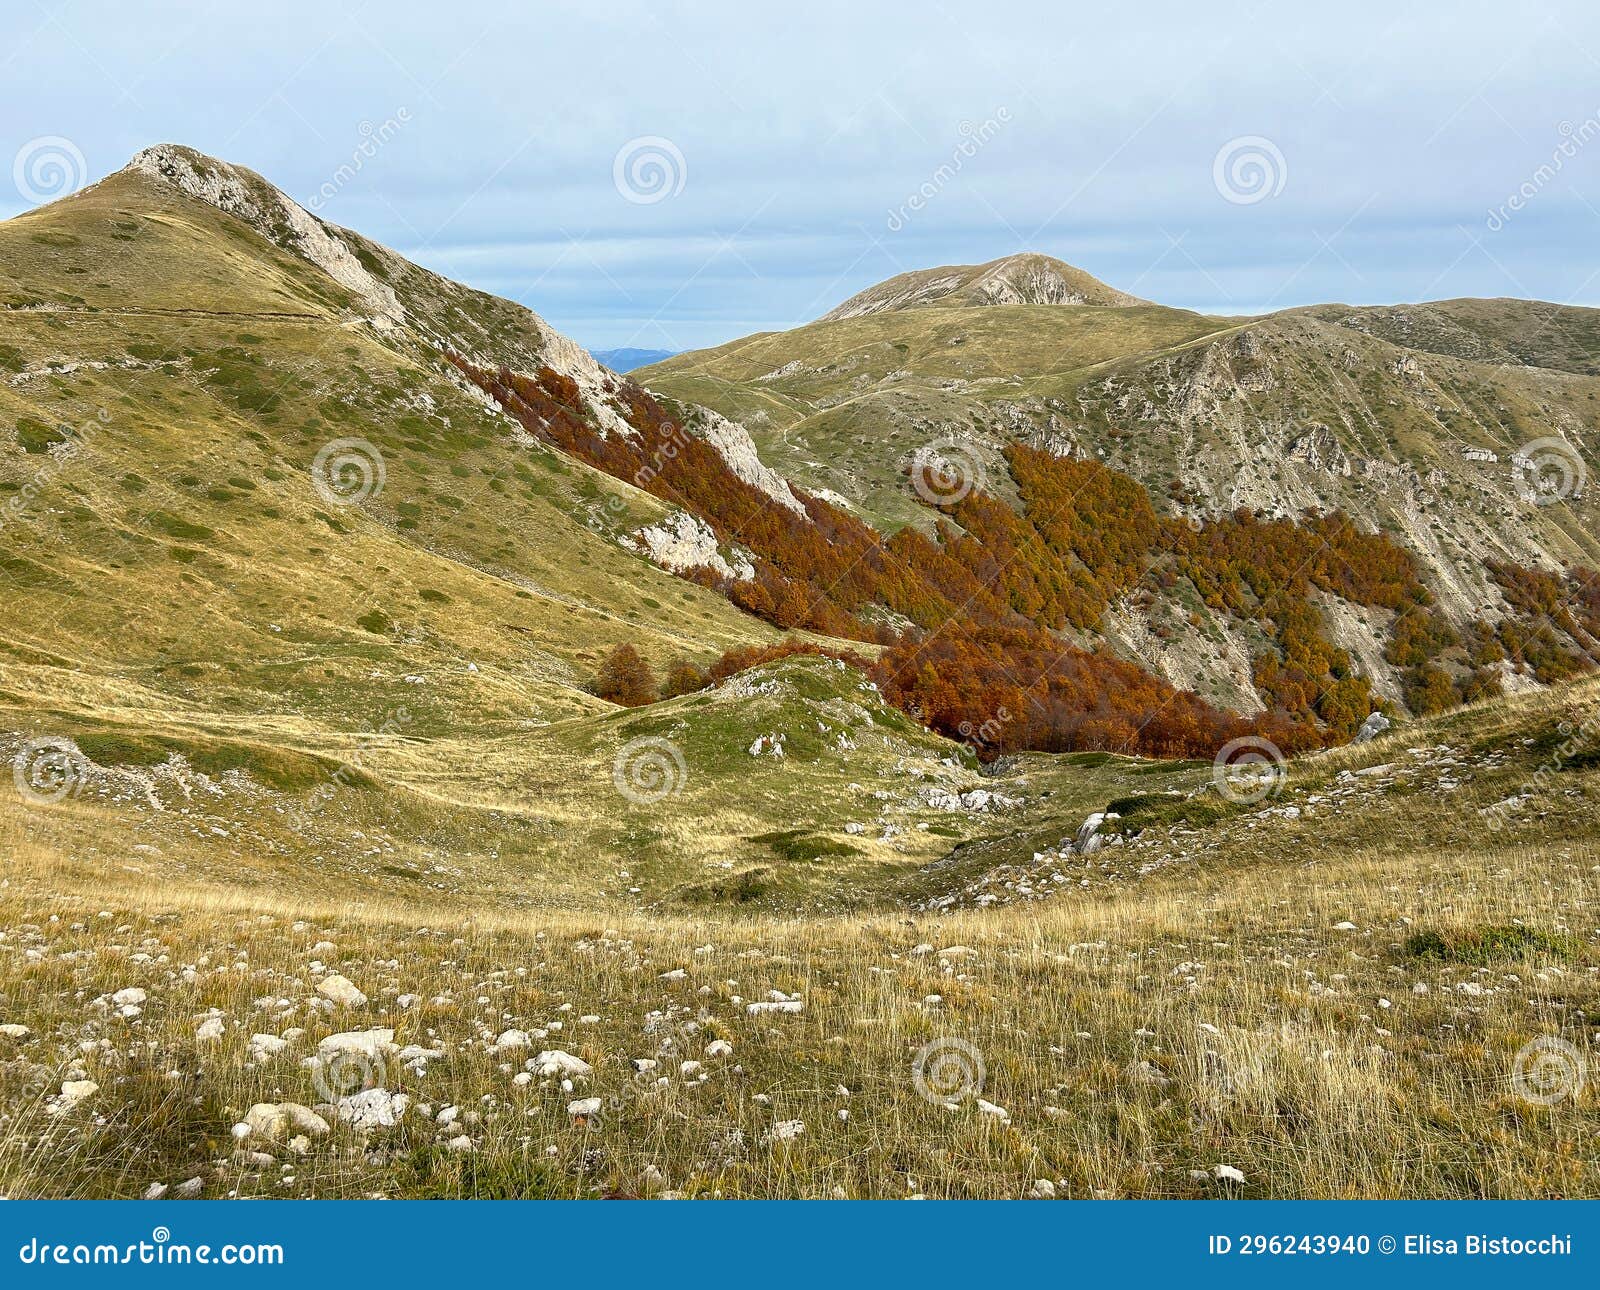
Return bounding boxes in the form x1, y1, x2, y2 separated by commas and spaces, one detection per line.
316, 975, 367, 1008
337, 1087, 409, 1130
195, 1016, 226, 1042
244, 1104, 288, 1140
536, 1050, 592, 1079
248, 1033, 288, 1061
1213, 1164, 1246, 1185
142, 1183, 168, 1200
1029, 1179, 1056, 1199
765, 1119, 805, 1143
58, 1079, 99, 1106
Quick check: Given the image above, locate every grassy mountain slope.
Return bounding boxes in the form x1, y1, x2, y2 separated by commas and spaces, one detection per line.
0, 152, 796, 745
644, 301, 1232, 530
640, 264, 1600, 709
819, 252, 1148, 320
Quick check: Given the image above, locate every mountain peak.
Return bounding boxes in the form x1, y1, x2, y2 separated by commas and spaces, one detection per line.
818, 252, 1147, 322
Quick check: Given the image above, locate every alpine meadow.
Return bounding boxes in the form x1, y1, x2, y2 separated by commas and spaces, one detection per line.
3, 2, 1600, 1208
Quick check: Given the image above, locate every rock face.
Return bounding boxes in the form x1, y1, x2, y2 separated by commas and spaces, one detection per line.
129, 145, 405, 330
693, 409, 805, 514
627, 511, 754, 581
1072, 812, 1106, 855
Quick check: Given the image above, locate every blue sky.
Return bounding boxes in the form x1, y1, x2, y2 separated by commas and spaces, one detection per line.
4, 0, 1600, 350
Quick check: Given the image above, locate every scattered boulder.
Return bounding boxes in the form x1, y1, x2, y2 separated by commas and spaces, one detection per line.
535, 1050, 592, 1079
1353, 711, 1391, 743
317, 1028, 395, 1061
337, 1087, 409, 1130
248, 1033, 288, 1061
243, 1103, 289, 1140
316, 974, 367, 1008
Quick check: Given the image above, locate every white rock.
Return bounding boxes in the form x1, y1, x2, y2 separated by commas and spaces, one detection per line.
1213, 1164, 1246, 1185
765, 1119, 805, 1143
494, 1029, 532, 1053
567, 1097, 603, 1119
112, 987, 147, 1007
316, 974, 367, 1007
195, 1016, 226, 1042
58, 1079, 98, 1106
705, 1039, 733, 1058
142, 1183, 168, 1200
1029, 1179, 1057, 1199
0, 1024, 30, 1040
337, 1087, 409, 1130
536, 1050, 592, 1079
976, 1099, 1010, 1123
248, 1033, 288, 1061
746, 1000, 803, 1015
244, 1104, 288, 1140
317, 1028, 395, 1061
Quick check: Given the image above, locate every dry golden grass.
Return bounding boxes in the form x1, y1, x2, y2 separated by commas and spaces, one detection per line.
3, 678, 1598, 1200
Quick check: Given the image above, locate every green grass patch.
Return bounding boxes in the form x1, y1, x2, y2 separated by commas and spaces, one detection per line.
1403, 925, 1580, 964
